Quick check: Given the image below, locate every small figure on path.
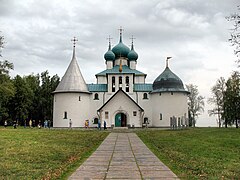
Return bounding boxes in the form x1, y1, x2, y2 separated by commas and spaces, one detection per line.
104, 120, 107, 130
4, 120, 7, 128
44, 120, 48, 128
29, 119, 32, 128
69, 119, 72, 129
98, 119, 101, 130
48, 120, 51, 129
13, 120, 17, 129
85, 120, 89, 128
38, 121, 41, 129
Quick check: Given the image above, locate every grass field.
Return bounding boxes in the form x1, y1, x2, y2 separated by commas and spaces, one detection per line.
137, 128, 240, 179
0, 127, 109, 179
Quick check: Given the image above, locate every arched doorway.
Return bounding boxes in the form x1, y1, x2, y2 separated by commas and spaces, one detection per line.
115, 113, 127, 127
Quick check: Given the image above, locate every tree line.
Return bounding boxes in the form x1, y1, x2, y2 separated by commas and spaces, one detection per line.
0, 34, 59, 126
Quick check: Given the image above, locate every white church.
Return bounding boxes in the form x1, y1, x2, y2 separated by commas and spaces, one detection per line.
53, 29, 189, 128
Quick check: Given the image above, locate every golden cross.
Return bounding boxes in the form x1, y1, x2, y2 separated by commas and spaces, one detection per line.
106, 35, 113, 44
118, 26, 124, 35
130, 35, 136, 44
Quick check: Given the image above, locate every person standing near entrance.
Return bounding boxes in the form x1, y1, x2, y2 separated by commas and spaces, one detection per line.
98, 119, 101, 130
104, 120, 107, 130
69, 119, 72, 129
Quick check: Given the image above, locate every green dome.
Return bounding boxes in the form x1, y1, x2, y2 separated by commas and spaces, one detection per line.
112, 35, 130, 58
152, 66, 187, 93
104, 42, 115, 61
127, 44, 138, 61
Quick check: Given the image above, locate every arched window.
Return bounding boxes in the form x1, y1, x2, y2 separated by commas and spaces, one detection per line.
143, 93, 148, 99
94, 93, 99, 100
112, 76, 115, 92
119, 76, 122, 89
126, 76, 129, 92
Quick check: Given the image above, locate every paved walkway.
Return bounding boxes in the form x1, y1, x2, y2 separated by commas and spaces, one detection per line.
69, 133, 178, 179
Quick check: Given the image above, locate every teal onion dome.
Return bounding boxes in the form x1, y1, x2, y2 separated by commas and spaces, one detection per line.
104, 42, 115, 61
112, 34, 130, 58
127, 44, 138, 61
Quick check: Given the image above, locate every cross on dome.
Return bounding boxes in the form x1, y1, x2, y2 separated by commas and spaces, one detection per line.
130, 35, 136, 45
106, 35, 113, 45
71, 37, 78, 47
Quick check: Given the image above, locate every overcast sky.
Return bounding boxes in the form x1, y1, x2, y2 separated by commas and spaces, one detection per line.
1, 0, 239, 126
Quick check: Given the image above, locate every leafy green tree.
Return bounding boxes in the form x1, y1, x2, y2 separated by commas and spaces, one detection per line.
223, 71, 240, 128
24, 74, 41, 121
8, 75, 33, 125
208, 77, 226, 127
39, 71, 59, 123
186, 84, 205, 127
0, 61, 15, 124
226, 6, 240, 65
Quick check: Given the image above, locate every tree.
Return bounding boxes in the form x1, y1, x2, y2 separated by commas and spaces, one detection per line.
223, 71, 240, 128
208, 77, 226, 127
39, 71, 59, 123
0, 61, 15, 124
186, 84, 205, 127
226, 6, 240, 65
8, 75, 33, 125
0, 32, 4, 56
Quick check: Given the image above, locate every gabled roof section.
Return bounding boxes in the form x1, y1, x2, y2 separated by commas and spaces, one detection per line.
53, 45, 89, 93
98, 89, 144, 112
87, 84, 107, 92
96, 65, 146, 76
134, 84, 153, 92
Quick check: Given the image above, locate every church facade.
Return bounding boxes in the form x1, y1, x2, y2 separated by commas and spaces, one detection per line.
53, 30, 189, 128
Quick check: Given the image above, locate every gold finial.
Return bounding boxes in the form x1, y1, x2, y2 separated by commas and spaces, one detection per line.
71, 37, 78, 47
166, 57, 172, 67
119, 59, 122, 73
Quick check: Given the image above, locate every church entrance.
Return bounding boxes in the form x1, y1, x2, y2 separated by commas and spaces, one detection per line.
115, 113, 127, 127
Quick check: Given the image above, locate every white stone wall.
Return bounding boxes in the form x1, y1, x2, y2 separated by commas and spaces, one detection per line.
97, 76, 107, 84
134, 75, 145, 83
137, 92, 153, 126
151, 92, 188, 127
130, 61, 136, 69
53, 93, 90, 127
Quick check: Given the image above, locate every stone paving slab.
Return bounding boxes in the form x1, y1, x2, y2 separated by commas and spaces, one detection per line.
68, 133, 178, 180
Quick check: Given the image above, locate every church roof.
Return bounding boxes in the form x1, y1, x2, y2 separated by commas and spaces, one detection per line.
53, 44, 89, 94
134, 84, 153, 92
87, 84, 107, 92
96, 65, 146, 76
97, 89, 144, 112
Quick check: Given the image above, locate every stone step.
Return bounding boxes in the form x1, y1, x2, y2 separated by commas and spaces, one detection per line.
113, 127, 128, 130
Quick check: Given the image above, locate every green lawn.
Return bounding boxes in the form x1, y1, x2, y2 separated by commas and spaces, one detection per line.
0, 127, 109, 179
137, 128, 240, 179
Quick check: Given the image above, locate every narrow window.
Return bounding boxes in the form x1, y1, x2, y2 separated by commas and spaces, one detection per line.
133, 111, 137, 116
119, 76, 122, 89
79, 96, 81, 101
143, 93, 148, 99
105, 112, 109, 119
93, 118, 98, 124
64, 111, 67, 119
94, 93, 99, 100
160, 113, 162, 120
112, 76, 115, 92
126, 76, 129, 92
171, 92, 173, 95
159, 93, 161, 96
